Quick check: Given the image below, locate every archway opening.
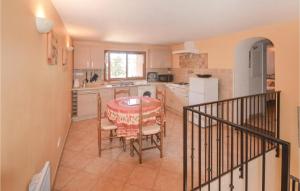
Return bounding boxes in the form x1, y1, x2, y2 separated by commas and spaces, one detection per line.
234, 37, 275, 97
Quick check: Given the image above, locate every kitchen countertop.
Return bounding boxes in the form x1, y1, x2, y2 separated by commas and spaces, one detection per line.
72, 81, 190, 91
165, 83, 189, 89
72, 81, 170, 91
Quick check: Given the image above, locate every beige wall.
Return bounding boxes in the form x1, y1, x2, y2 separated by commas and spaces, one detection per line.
2, 0, 72, 190
0, 0, 2, 190
172, 21, 299, 175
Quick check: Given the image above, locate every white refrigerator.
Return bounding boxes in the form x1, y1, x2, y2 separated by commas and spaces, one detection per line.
188, 77, 218, 127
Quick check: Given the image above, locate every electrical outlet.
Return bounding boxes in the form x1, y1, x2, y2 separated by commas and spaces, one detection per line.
57, 137, 62, 148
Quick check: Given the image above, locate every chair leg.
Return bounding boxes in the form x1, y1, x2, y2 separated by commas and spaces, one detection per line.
98, 128, 102, 157
109, 130, 113, 142
130, 139, 134, 157
122, 137, 126, 151
163, 122, 166, 137
139, 134, 143, 164
151, 135, 154, 145
160, 132, 163, 158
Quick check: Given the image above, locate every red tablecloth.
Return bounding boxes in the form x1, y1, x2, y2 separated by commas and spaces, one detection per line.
106, 96, 161, 139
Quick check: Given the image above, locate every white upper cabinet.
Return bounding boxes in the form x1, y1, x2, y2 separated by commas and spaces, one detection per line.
74, 43, 103, 69
148, 47, 172, 68
89, 45, 104, 69
74, 45, 90, 69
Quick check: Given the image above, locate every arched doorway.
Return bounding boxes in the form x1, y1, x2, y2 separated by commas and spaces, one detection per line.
234, 37, 275, 97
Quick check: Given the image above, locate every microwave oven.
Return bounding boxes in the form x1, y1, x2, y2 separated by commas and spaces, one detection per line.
158, 74, 173, 82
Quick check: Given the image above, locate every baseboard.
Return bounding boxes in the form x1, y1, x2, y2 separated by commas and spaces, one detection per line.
72, 115, 97, 122
51, 119, 72, 189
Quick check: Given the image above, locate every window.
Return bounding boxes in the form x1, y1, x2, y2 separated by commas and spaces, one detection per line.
105, 51, 146, 80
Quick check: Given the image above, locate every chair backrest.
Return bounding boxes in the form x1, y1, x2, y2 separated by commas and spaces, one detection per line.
97, 93, 102, 121
138, 98, 164, 136
156, 88, 166, 114
114, 88, 130, 99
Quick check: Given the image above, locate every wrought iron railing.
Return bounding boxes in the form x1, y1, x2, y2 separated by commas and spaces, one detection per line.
183, 91, 290, 191
290, 175, 300, 191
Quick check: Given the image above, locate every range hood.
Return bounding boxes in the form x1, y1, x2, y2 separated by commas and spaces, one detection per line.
172, 41, 200, 54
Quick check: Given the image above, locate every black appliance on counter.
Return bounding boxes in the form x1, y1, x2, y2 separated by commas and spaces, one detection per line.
158, 74, 173, 82
147, 72, 158, 82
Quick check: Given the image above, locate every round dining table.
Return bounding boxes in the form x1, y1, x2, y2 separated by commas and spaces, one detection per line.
106, 96, 161, 139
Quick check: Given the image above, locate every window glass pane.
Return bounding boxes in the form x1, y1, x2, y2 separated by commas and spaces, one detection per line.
105, 52, 109, 80
110, 53, 126, 79
128, 54, 144, 78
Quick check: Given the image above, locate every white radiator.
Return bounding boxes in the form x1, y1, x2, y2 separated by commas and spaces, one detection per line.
29, 161, 51, 191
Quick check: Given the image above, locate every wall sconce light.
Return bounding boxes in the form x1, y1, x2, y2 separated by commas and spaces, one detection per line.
66, 46, 74, 52
36, 17, 53, 33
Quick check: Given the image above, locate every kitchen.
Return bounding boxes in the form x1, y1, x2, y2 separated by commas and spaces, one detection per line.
3, 0, 298, 190
72, 41, 222, 121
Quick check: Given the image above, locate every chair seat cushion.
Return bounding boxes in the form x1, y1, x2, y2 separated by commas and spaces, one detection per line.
142, 124, 161, 135
101, 118, 117, 130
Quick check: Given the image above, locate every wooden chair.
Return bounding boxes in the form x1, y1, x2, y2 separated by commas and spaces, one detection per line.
130, 98, 164, 164
156, 88, 167, 137
114, 88, 130, 99
97, 93, 124, 157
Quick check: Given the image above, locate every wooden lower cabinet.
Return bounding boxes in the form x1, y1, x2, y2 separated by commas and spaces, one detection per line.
73, 84, 189, 121
74, 86, 140, 121
130, 87, 138, 96
77, 91, 98, 119
165, 85, 188, 115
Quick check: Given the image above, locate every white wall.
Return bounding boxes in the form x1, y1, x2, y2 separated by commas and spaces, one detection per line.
234, 37, 265, 97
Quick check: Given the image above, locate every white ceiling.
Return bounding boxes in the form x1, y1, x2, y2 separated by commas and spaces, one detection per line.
51, 0, 298, 45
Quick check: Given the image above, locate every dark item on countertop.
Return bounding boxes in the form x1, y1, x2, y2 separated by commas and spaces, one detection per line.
90, 73, 98, 82
174, 82, 189, 85
158, 74, 173, 82
85, 72, 89, 83
147, 72, 158, 82
196, 74, 212, 78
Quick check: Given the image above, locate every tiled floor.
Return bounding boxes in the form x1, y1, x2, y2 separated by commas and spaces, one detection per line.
54, 111, 184, 191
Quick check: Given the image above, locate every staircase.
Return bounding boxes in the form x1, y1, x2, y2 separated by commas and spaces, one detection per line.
183, 91, 291, 191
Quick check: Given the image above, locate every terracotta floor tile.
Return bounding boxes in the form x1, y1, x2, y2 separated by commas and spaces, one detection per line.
61, 171, 98, 191
160, 158, 180, 174
61, 152, 94, 170
153, 169, 179, 191
104, 161, 135, 182
127, 166, 159, 189
122, 184, 152, 191
55, 111, 187, 191
99, 147, 123, 160
60, 150, 78, 166
84, 157, 113, 176
82, 140, 100, 157
117, 150, 139, 165
54, 166, 78, 190
92, 177, 125, 191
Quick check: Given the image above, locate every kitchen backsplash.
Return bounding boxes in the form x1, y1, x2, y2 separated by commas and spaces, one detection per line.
73, 69, 103, 85
171, 68, 233, 99
146, 68, 170, 74
73, 68, 169, 86
179, 53, 208, 69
